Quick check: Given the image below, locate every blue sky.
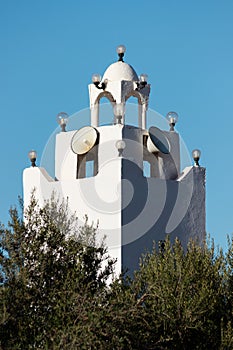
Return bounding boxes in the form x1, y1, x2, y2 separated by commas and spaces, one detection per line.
1, 0, 233, 249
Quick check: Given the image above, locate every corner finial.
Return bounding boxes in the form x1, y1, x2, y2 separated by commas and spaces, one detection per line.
166, 111, 179, 131
192, 149, 201, 167
28, 150, 37, 167
57, 112, 69, 132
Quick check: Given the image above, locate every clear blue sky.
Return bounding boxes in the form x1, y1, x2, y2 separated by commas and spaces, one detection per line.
1, 0, 233, 250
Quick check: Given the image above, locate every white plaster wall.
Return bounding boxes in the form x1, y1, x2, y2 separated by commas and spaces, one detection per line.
121, 166, 206, 273
55, 131, 77, 181
23, 124, 205, 276
23, 125, 124, 275
23, 167, 58, 209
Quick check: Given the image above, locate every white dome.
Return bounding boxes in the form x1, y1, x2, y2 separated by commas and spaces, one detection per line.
102, 61, 138, 82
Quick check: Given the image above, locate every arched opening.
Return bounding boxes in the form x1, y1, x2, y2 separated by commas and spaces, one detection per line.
124, 96, 140, 126
143, 135, 159, 178
92, 92, 115, 126
125, 92, 146, 129
77, 149, 98, 178
77, 139, 99, 179
98, 97, 114, 126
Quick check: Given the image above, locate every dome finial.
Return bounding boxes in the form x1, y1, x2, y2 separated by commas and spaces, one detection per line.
116, 45, 126, 62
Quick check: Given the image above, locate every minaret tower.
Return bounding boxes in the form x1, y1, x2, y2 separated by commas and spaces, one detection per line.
23, 46, 206, 275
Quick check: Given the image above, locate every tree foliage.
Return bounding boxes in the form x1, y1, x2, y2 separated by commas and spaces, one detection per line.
0, 196, 115, 349
0, 197, 233, 349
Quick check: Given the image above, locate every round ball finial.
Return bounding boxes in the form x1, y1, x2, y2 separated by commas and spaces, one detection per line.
92, 73, 106, 89
28, 150, 37, 167
139, 74, 148, 83
166, 111, 179, 131
57, 112, 69, 132
116, 45, 126, 54
92, 73, 102, 84
192, 149, 201, 166
113, 103, 125, 124
115, 139, 126, 157
116, 45, 126, 62
137, 73, 148, 89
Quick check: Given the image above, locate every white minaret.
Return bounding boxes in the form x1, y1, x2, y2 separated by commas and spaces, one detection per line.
23, 46, 206, 275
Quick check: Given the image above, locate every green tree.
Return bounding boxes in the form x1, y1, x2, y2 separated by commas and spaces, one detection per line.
1, 195, 233, 349
96, 238, 227, 350
0, 196, 115, 349
129, 238, 226, 349
220, 236, 233, 349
